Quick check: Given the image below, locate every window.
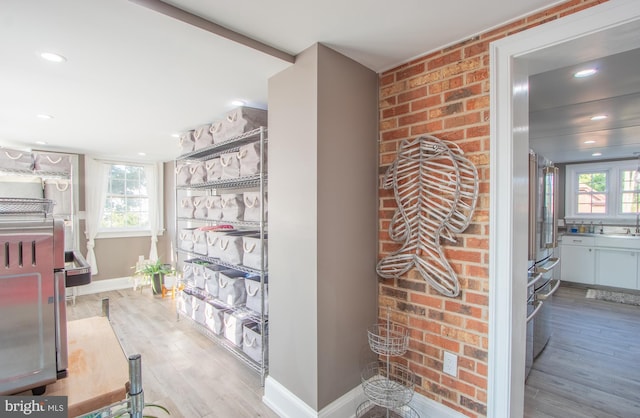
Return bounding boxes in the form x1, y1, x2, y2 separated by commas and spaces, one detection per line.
101, 164, 149, 230
620, 169, 640, 214
576, 171, 607, 214
566, 160, 639, 222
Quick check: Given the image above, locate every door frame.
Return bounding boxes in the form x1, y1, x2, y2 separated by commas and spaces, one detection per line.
488, 0, 640, 416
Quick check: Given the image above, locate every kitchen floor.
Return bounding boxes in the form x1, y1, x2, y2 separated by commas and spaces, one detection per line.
65, 288, 277, 418
525, 284, 640, 417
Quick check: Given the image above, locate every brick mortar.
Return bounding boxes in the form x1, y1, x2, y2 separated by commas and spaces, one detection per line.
377, 1, 606, 416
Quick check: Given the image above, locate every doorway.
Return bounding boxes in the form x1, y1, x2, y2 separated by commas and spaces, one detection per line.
488, 0, 640, 416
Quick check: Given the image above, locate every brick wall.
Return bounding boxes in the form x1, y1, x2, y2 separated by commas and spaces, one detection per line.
377, 1, 607, 416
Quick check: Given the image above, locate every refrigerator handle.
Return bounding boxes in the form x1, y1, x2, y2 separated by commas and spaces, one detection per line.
536, 279, 561, 301
528, 152, 537, 260
527, 300, 543, 323
544, 165, 559, 249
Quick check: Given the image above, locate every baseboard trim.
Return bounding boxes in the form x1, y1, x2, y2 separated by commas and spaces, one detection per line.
263, 376, 318, 418
263, 376, 466, 418
70, 276, 133, 296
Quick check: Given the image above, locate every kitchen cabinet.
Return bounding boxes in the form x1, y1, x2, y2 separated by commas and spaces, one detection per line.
559, 236, 595, 284
595, 248, 638, 289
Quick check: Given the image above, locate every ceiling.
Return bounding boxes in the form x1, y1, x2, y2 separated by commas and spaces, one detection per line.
529, 47, 640, 164
1, 0, 634, 164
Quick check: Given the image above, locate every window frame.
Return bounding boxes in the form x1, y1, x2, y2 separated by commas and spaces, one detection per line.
566, 159, 639, 222
95, 160, 164, 239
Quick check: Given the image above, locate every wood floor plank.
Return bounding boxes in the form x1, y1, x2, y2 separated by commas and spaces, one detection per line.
65, 289, 277, 418
525, 284, 640, 418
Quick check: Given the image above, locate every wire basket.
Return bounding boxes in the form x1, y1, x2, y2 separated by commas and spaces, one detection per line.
368, 323, 409, 356
0, 197, 54, 215
361, 361, 415, 409
356, 400, 420, 418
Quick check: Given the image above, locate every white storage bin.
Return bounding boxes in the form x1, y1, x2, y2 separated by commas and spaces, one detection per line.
237, 141, 266, 177
0, 149, 33, 171
205, 300, 228, 335
220, 193, 244, 221
192, 196, 207, 219
206, 195, 223, 220
178, 196, 195, 219
217, 233, 248, 265
222, 107, 267, 140
179, 228, 196, 251
192, 296, 206, 325
223, 310, 253, 346
245, 278, 268, 315
192, 262, 207, 289
220, 152, 240, 179
217, 271, 246, 307
192, 228, 208, 255
205, 158, 222, 182
175, 162, 191, 186
243, 192, 267, 222
189, 162, 207, 185
179, 132, 195, 154
33, 152, 71, 174
177, 291, 192, 316
202, 265, 230, 298
44, 179, 72, 215
242, 236, 267, 270
182, 262, 195, 286
210, 121, 226, 144
243, 322, 267, 364
193, 124, 214, 150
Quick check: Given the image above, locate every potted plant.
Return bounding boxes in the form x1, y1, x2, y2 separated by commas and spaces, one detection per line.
134, 259, 174, 295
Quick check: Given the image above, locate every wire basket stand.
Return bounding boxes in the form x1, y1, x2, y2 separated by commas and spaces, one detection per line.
358, 309, 419, 418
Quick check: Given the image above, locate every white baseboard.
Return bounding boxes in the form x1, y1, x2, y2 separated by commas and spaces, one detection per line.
69, 276, 133, 296
263, 376, 466, 418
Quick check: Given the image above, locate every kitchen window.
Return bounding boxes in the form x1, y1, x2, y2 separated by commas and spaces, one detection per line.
566, 160, 639, 221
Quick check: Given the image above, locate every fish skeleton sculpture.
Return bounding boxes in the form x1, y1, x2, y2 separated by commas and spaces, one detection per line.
376, 135, 478, 297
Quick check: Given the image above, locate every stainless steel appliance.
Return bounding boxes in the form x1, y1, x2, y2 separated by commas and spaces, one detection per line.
526, 152, 561, 378
0, 198, 90, 395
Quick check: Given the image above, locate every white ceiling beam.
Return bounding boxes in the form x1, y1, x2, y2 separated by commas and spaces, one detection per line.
128, 0, 296, 63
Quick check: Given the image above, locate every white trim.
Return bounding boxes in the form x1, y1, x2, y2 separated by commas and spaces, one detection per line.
489, 0, 640, 416
263, 376, 318, 418
263, 376, 465, 418
70, 276, 133, 296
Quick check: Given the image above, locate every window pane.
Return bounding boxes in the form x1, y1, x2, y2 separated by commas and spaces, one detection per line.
101, 163, 151, 231
577, 171, 607, 214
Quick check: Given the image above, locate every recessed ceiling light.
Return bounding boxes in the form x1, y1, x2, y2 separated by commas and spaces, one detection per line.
590, 115, 608, 121
592, 152, 602, 157
138, 152, 147, 156
171, 133, 180, 138
584, 140, 596, 144
36, 114, 53, 119
40, 52, 67, 63
231, 100, 245, 107
574, 68, 597, 78
35, 141, 48, 145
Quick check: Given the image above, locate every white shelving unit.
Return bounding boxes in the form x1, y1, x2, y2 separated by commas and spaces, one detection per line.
174, 127, 268, 383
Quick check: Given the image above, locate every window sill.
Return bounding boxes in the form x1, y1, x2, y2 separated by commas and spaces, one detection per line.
96, 229, 164, 239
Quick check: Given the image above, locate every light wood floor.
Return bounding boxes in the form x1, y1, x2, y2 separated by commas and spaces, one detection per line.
525, 284, 640, 418
65, 288, 278, 418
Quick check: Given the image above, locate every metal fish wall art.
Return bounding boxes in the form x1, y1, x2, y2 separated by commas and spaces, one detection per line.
376, 135, 479, 297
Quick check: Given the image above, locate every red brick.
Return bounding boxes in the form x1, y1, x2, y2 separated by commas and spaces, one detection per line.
399, 111, 429, 126
396, 62, 426, 81
382, 103, 411, 119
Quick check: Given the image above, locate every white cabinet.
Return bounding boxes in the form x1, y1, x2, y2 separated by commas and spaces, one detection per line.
595, 248, 638, 289
560, 237, 595, 284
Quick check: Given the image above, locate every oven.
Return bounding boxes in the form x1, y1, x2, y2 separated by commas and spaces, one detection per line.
0, 198, 89, 395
